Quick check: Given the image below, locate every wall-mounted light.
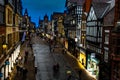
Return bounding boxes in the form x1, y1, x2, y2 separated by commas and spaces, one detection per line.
75, 37, 78, 42
73, 20, 75, 24
82, 36, 85, 39
2, 44, 7, 49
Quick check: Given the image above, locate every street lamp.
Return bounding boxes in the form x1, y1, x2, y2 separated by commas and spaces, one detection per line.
75, 37, 78, 42
73, 20, 75, 24
2, 43, 7, 56
74, 37, 78, 58
2, 44, 7, 49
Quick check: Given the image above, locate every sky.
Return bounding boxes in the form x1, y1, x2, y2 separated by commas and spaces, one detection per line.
22, 0, 66, 27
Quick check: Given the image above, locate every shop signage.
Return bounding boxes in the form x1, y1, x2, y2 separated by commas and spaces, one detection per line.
0, 72, 3, 77
5, 61, 10, 65
91, 53, 95, 58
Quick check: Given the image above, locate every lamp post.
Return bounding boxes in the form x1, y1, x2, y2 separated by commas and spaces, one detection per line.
82, 35, 85, 47
2, 43, 7, 55
74, 37, 78, 58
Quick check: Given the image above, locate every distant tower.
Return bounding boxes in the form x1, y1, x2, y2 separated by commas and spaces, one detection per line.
38, 16, 41, 27
43, 14, 49, 33
44, 14, 48, 22
24, 8, 28, 16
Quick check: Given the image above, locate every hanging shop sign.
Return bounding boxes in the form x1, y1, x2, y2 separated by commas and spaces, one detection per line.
0, 72, 3, 77
5, 61, 10, 65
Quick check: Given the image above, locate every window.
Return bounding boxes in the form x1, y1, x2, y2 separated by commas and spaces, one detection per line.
15, 15, 19, 26
7, 9, 12, 24
0, 0, 4, 5
104, 48, 108, 63
104, 33, 109, 44
0, 5, 4, 24
9, 0, 13, 5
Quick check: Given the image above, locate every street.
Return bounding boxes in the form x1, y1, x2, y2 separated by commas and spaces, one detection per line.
31, 34, 96, 80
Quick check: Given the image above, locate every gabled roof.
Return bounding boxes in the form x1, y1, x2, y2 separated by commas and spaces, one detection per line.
65, 0, 85, 7
83, 0, 113, 15
92, 2, 110, 18
77, 0, 85, 5
69, 0, 77, 3
83, 0, 92, 13
92, 0, 111, 3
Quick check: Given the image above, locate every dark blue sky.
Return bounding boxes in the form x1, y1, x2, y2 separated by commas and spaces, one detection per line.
22, 0, 66, 26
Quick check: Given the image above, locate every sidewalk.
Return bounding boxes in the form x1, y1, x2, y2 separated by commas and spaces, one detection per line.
13, 40, 35, 80
46, 37, 96, 80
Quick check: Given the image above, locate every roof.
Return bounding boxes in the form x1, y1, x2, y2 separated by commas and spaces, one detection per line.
65, 0, 85, 7
92, 2, 110, 18
92, 0, 111, 3
77, 0, 85, 5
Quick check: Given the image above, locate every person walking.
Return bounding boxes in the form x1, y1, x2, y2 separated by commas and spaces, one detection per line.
22, 68, 28, 80
78, 70, 82, 80
24, 51, 29, 63
53, 63, 59, 73
49, 44, 52, 52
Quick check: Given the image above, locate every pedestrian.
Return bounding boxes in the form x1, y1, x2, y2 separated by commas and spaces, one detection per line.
53, 63, 59, 73
49, 44, 52, 52
62, 48, 66, 54
25, 51, 28, 57
67, 73, 72, 80
24, 51, 28, 63
56, 63, 59, 71
23, 68, 28, 79
35, 67, 37, 74
20, 67, 23, 74
16, 65, 20, 74
30, 43, 32, 48
78, 70, 82, 80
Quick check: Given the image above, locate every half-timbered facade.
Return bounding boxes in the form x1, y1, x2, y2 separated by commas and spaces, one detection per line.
110, 0, 120, 80
64, 0, 86, 62
101, 0, 115, 79
86, 2, 110, 79
110, 24, 120, 80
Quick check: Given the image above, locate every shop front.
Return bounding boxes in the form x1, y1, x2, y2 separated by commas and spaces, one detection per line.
78, 51, 86, 67
68, 38, 76, 56
0, 44, 20, 80
8, 44, 20, 79
76, 46, 86, 68
0, 65, 5, 80
86, 53, 100, 79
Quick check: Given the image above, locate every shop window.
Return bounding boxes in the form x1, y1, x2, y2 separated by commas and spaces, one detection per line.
104, 49, 108, 62
7, 34, 12, 49
104, 33, 109, 44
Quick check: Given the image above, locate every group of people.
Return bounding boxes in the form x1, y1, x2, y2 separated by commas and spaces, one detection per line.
16, 65, 28, 79
48, 39, 55, 52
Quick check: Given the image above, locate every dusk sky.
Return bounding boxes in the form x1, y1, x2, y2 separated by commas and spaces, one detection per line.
22, 0, 66, 26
